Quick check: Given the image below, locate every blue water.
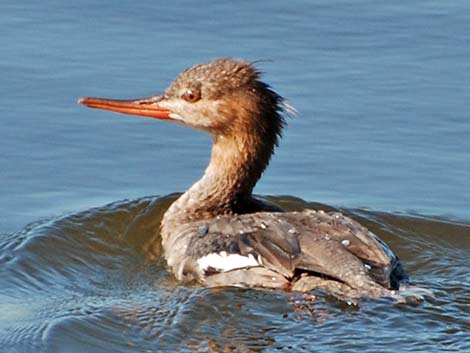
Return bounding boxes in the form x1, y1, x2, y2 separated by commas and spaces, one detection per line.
1, 1, 469, 352
2, 0, 469, 232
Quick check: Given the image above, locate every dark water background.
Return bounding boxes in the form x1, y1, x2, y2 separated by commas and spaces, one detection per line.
1, 1, 469, 352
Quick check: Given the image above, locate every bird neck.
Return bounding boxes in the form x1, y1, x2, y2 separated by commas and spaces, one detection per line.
163, 128, 275, 225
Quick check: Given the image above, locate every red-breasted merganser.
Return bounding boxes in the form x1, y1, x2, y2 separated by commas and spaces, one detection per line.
79, 58, 414, 299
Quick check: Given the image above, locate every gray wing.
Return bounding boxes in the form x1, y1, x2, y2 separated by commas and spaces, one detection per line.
185, 210, 404, 293
282, 210, 402, 289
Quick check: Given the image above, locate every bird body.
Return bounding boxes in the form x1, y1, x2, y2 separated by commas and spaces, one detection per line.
162, 209, 404, 298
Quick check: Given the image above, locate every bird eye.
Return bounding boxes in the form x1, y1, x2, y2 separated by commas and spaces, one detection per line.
182, 89, 200, 103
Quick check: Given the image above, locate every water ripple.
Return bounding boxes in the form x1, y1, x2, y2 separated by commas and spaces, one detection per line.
0, 195, 469, 352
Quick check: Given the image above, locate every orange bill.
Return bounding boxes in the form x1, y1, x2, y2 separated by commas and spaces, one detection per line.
78, 96, 172, 120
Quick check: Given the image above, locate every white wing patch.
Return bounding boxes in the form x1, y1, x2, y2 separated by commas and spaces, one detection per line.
198, 251, 259, 272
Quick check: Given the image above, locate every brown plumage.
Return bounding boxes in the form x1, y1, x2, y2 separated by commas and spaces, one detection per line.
79, 58, 419, 301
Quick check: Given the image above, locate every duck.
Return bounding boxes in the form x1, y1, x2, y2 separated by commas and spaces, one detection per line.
79, 58, 416, 300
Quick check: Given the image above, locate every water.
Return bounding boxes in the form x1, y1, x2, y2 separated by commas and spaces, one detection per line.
1, 1, 469, 352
